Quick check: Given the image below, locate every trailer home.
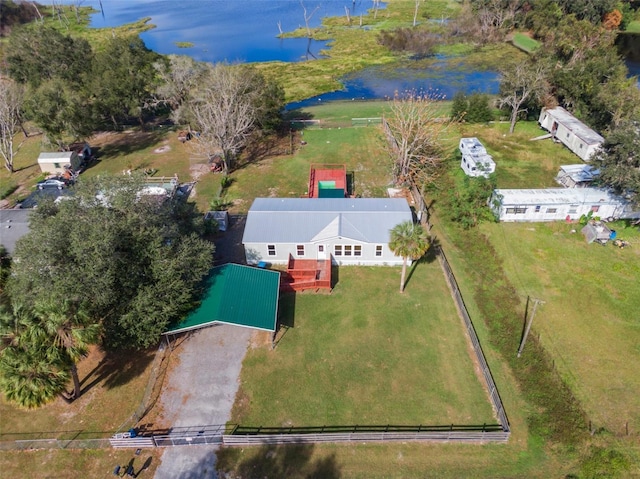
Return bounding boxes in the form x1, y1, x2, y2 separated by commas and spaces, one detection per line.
242, 198, 413, 266
538, 107, 604, 162
459, 137, 495, 178
490, 188, 630, 222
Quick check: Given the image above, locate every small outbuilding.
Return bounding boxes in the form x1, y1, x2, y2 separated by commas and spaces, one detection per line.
490, 188, 631, 222
538, 107, 604, 162
459, 138, 495, 178
37, 152, 82, 175
555, 164, 600, 188
242, 198, 413, 266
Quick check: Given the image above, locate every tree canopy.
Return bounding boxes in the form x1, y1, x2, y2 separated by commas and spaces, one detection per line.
7, 175, 215, 350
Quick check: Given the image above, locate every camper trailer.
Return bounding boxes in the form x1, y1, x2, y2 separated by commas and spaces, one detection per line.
459, 138, 496, 178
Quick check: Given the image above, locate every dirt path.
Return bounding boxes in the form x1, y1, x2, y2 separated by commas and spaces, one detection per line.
153, 325, 252, 479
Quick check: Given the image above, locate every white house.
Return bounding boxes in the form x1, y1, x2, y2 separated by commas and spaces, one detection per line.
555, 164, 600, 188
490, 188, 630, 222
538, 107, 604, 162
459, 138, 496, 178
242, 198, 414, 266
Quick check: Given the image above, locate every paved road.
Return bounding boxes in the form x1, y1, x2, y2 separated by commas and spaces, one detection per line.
153, 324, 253, 479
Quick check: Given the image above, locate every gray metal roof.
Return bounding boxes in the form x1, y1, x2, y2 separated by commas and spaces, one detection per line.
0, 209, 32, 255
243, 198, 412, 244
558, 164, 600, 183
543, 107, 604, 146
495, 188, 625, 206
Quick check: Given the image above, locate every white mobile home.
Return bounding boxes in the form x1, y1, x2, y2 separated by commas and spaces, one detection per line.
242, 198, 413, 266
555, 164, 600, 188
37, 152, 80, 175
538, 107, 604, 162
490, 188, 630, 222
459, 137, 496, 178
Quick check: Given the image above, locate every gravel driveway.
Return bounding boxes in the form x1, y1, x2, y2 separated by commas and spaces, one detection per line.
154, 216, 251, 479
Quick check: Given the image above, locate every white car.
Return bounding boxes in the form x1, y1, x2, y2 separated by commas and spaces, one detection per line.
37, 178, 68, 190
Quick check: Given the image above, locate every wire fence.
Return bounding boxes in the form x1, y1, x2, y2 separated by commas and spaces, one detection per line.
436, 247, 510, 432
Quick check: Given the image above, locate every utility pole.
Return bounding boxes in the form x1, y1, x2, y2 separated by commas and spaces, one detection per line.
517, 296, 544, 358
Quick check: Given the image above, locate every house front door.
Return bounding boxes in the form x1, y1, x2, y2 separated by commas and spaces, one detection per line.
317, 244, 327, 260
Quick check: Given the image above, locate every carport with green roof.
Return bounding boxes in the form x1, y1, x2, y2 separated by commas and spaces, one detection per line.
163, 263, 281, 337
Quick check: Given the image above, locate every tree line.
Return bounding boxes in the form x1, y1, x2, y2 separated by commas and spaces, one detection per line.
0, 23, 285, 173
0, 21, 285, 408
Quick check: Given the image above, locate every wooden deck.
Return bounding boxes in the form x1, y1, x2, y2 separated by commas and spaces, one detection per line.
308, 164, 347, 198
281, 256, 332, 292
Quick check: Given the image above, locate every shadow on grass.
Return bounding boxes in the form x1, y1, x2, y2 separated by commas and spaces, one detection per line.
216, 444, 341, 479
90, 128, 168, 161
79, 348, 155, 395
404, 236, 440, 289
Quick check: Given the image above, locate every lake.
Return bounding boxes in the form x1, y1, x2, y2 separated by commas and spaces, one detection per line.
65, 1, 500, 101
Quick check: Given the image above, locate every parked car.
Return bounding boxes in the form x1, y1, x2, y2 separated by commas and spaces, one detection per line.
37, 178, 68, 190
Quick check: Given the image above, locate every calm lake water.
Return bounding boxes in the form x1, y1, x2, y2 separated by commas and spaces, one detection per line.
66, 1, 501, 101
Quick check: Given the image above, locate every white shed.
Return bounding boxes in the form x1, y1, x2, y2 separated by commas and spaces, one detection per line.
459, 138, 495, 178
242, 198, 413, 266
538, 107, 604, 162
555, 164, 600, 188
490, 188, 630, 222
37, 152, 80, 175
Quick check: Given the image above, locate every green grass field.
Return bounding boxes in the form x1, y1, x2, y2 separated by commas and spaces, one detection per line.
511, 32, 541, 53
482, 220, 640, 434
232, 264, 495, 427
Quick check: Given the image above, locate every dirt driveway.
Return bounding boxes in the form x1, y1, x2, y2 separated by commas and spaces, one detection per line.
153, 216, 251, 479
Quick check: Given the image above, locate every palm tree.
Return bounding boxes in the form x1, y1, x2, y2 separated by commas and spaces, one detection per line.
0, 345, 70, 409
389, 221, 430, 293
33, 300, 102, 400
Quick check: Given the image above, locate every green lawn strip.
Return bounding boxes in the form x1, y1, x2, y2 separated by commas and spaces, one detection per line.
0, 448, 162, 479
232, 263, 495, 427
217, 438, 570, 479
511, 32, 540, 53
482, 220, 640, 433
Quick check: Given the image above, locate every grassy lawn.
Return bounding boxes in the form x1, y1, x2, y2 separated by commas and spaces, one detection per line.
225, 125, 393, 214
481, 220, 640, 434
0, 448, 161, 479
232, 263, 495, 427
456, 120, 578, 188
0, 346, 157, 439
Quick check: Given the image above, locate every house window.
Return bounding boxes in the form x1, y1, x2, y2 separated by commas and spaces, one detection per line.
591, 205, 600, 213
296, 244, 305, 256
54, 162, 61, 169
354, 245, 362, 257
344, 245, 352, 256
566, 133, 570, 139
579, 143, 583, 149
375, 245, 383, 257
535, 205, 541, 213
505, 207, 527, 214
547, 208, 557, 213
334, 245, 342, 256
568, 205, 578, 214
267, 245, 276, 256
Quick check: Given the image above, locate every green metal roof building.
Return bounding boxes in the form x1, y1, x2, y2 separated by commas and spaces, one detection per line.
164, 263, 281, 335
